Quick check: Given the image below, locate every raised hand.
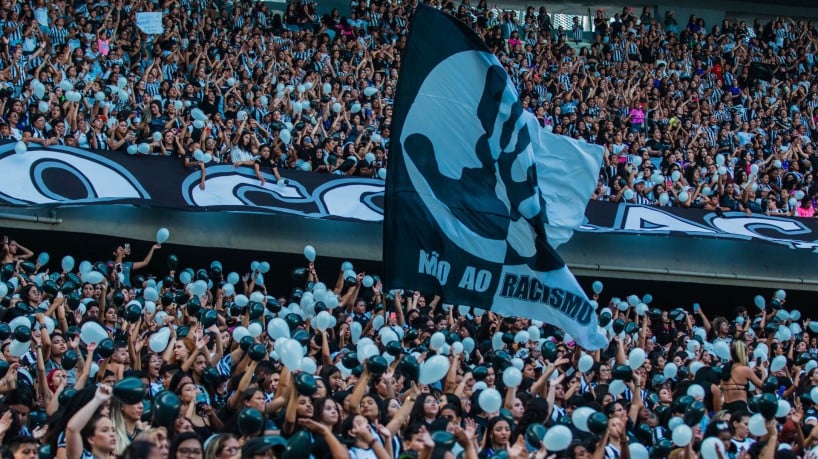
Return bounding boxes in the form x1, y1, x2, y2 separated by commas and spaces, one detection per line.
95, 383, 113, 402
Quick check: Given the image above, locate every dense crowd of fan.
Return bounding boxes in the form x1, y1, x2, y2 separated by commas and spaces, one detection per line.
2, 0, 818, 215
0, 223, 815, 459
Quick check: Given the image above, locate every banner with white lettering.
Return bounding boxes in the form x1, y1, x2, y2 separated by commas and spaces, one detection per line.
383, 5, 609, 350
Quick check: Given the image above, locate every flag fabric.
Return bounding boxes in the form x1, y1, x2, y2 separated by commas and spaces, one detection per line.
383, 5, 609, 350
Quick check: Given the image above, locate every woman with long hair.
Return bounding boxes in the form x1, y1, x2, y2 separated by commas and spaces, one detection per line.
478, 416, 512, 459
65, 384, 117, 459
719, 340, 766, 412
109, 396, 144, 455
303, 398, 349, 459
407, 393, 440, 428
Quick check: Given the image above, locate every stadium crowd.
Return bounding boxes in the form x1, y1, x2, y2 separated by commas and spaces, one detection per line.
2, 0, 818, 215
0, 230, 814, 459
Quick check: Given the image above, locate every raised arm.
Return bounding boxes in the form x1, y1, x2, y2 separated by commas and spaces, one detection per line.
66, 384, 112, 459
132, 243, 161, 271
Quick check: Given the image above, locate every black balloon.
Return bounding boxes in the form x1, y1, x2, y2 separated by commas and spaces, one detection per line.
588, 411, 608, 434
42, 280, 59, 295
153, 391, 181, 427
238, 407, 265, 436
525, 423, 546, 448
342, 352, 358, 370
124, 302, 142, 323
282, 430, 313, 459
62, 349, 78, 371
760, 393, 778, 420
113, 377, 146, 404
366, 355, 388, 375
240, 336, 254, 352
12, 325, 31, 343
201, 309, 218, 328
97, 338, 115, 359
684, 401, 706, 426
248, 343, 266, 361
294, 372, 318, 396
398, 355, 420, 382
291, 267, 307, 281
167, 254, 178, 270
0, 323, 10, 341
59, 388, 77, 407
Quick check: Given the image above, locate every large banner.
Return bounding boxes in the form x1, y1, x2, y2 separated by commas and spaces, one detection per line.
383, 5, 608, 350
2, 142, 818, 257
0, 142, 385, 222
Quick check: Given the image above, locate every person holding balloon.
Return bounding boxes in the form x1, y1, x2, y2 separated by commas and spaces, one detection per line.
113, 241, 163, 289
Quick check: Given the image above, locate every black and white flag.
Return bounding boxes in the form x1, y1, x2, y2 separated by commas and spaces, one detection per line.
384, 5, 608, 350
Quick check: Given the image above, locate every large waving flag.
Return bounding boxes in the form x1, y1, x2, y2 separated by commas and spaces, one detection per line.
384, 5, 608, 350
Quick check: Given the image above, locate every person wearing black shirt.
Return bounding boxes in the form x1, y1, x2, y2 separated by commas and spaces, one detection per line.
254, 144, 282, 186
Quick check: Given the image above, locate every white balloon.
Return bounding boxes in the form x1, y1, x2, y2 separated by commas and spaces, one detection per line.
80, 322, 109, 345
687, 384, 705, 400
143, 287, 159, 302
232, 326, 250, 342
771, 355, 787, 372
668, 416, 684, 431
148, 327, 171, 353
663, 362, 678, 379
351, 321, 362, 344
628, 348, 646, 369
300, 357, 317, 374
630, 444, 649, 459
281, 339, 304, 371
578, 354, 594, 373
156, 227, 170, 244
502, 367, 522, 387
303, 245, 316, 262
430, 332, 446, 350
418, 355, 449, 384
477, 388, 502, 413
358, 344, 379, 362
543, 425, 573, 451
713, 341, 731, 361
491, 332, 505, 351
462, 337, 475, 354
776, 399, 791, 418
379, 328, 398, 345
748, 413, 767, 436
700, 437, 726, 459
609, 380, 626, 396
248, 322, 263, 338
511, 358, 524, 370
82, 271, 104, 285
313, 311, 332, 331
571, 406, 595, 432
8, 340, 30, 358
672, 424, 693, 446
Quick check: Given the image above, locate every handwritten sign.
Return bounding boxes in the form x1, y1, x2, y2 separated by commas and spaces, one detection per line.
136, 12, 164, 34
